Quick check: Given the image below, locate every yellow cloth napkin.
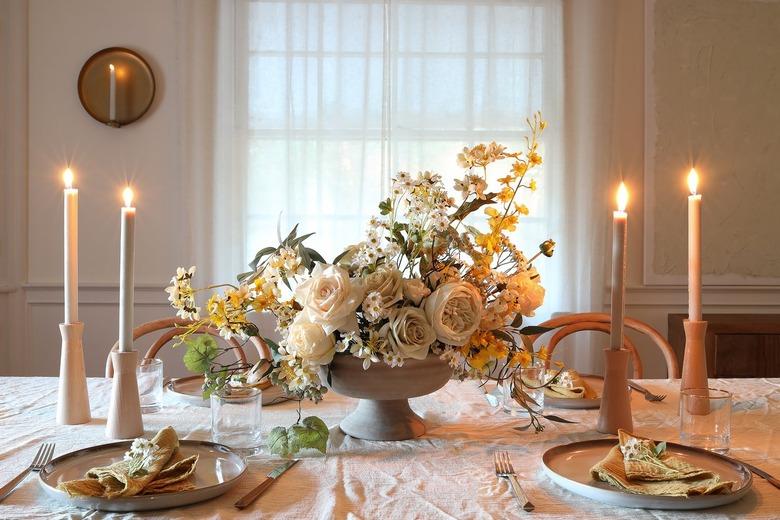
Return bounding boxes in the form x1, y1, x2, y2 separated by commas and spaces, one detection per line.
58, 426, 198, 499
589, 430, 735, 497
543, 370, 597, 399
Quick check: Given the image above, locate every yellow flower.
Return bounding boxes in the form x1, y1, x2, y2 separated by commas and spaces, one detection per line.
528, 152, 542, 166
515, 203, 529, 216
512, 161, 528, 176
529, 179, 537, 191
497, 187, 514, 203
498, 175, 514, 186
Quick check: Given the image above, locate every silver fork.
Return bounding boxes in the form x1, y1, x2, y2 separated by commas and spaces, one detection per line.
494, 451, 534, 512
0, 443, 56, 502
628, 381, 666, 402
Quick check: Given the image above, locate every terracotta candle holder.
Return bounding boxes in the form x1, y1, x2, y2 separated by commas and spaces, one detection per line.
106, 350, 144, 439
681, 320, 710, 415
681, 319, 708, 392
597, 348, 633, 434
56, 322, 91, 425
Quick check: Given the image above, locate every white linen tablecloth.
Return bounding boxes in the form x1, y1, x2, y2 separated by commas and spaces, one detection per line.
0, 376, 778, 519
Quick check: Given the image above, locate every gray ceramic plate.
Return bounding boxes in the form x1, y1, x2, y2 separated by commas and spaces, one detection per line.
165, 375, 290, 406
545, 374, 604, 410
542, 439, 752, 510
39, 440, 246, 512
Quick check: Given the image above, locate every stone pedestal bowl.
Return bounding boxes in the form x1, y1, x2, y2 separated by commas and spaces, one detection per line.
322, 354, 453, 441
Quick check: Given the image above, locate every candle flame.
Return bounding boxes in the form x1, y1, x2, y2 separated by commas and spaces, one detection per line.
616, 182, 628, 212
63, 168, 74, 189
688, 168, 699, 195
122, 187, 134, 207
109, 63, 115, 72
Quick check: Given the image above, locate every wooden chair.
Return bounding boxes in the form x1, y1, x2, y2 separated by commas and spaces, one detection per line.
528, 312, 680, 380
105, 317, 273, 378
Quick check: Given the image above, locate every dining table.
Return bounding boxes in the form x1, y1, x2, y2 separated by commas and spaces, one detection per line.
0, 375, 778, 519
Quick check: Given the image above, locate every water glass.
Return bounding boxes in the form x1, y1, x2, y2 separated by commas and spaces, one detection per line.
680, 388, 731, 453
502, 362, 546, 416
211, 387, 262, 455
136, 358, 163, 413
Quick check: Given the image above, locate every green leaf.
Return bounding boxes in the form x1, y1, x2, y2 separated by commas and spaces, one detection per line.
281, 224, 299, 245
543, 414, 578, 424
510, 314, 524, 328
332, 248, 352, 265
654, 441, 667, 457
378, 198, 392, 215
517, 325, 554, 336
289, 416, 329, 455
267, 426, 291, 458
182, 335, 219, 374
267, 417, 329, 458
249, 246, 277, 270
493, 329, 516, 345
305, 247, 326, 265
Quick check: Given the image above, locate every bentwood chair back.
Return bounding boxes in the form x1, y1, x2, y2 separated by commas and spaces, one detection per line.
528, 312, 680, 380
105, 317, 272, 378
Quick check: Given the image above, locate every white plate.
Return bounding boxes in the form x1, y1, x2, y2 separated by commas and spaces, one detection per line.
165, 375, 290, 407
542, 439, 752, 510
39, 440, 247, 512
545, 375, 604, 410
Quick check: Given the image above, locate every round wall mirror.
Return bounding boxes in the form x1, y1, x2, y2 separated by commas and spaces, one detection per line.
77, 47, 155, 127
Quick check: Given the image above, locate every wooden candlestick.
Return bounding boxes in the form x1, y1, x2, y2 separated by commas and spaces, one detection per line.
56, 322, 91, 425
597, 348, 633, 434
106, 350, 144, 439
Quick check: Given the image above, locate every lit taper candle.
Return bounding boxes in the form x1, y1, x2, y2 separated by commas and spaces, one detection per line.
687, 168, 702, 322
118, 187, 135, 352
610, 182, 628, 350
63, 168, 78, 324
109, 64, 116, 122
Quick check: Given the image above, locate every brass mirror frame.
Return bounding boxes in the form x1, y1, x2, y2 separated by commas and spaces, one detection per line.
77, 47, 156, 128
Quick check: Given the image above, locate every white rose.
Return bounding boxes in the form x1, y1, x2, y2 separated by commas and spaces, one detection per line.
424, 281, 483, 346
364, 266, 403, 310
286, 314, 336, 365
402, 278, 431, 305
380, 307, 436, 360
294, 262, 364, 334
509, 269, 545, 317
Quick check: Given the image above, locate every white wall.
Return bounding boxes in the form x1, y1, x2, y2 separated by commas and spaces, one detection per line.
2, 0, 778, 379
597, 1, 780, 378
1, 0, 207, 377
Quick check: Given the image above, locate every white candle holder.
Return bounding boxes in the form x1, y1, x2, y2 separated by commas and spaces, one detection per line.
56, 322, 91, 425
681, 319, 708, 391
596, 348, 633, 435
106, 350, 144, 439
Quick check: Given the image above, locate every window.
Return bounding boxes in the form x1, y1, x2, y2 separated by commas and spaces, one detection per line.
241, 0, 562, 263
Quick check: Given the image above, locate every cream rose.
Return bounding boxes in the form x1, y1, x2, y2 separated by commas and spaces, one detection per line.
402, 279, 431, 305
380, 307, 436, 360
286, 314, 336, 365
364, 266, 403, 310
509, 269, 545, 317
294, 262, 364, 334
424, 281, 483, 346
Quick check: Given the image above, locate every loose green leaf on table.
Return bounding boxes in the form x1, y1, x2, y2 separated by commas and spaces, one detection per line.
268, 416, 329, 458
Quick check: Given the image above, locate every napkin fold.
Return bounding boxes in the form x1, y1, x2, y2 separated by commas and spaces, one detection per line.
589, 430, 735, 497
543, 369, 597, 399
58, 426, 198, 499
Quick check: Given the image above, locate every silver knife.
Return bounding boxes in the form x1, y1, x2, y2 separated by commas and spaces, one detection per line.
234, 459, 299, 509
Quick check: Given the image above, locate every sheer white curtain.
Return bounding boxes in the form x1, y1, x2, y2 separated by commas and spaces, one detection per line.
207, 0, 619, 366
215, 0, 563, 272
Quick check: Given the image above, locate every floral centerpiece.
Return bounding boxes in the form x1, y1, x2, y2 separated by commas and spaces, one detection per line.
166, 113, 558, 455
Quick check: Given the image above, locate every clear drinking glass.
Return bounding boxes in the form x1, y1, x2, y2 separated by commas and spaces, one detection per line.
502, 361, 546, 416
211, 387, 262, 455
680, 388, 731, 453
136, 358, 163, 413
